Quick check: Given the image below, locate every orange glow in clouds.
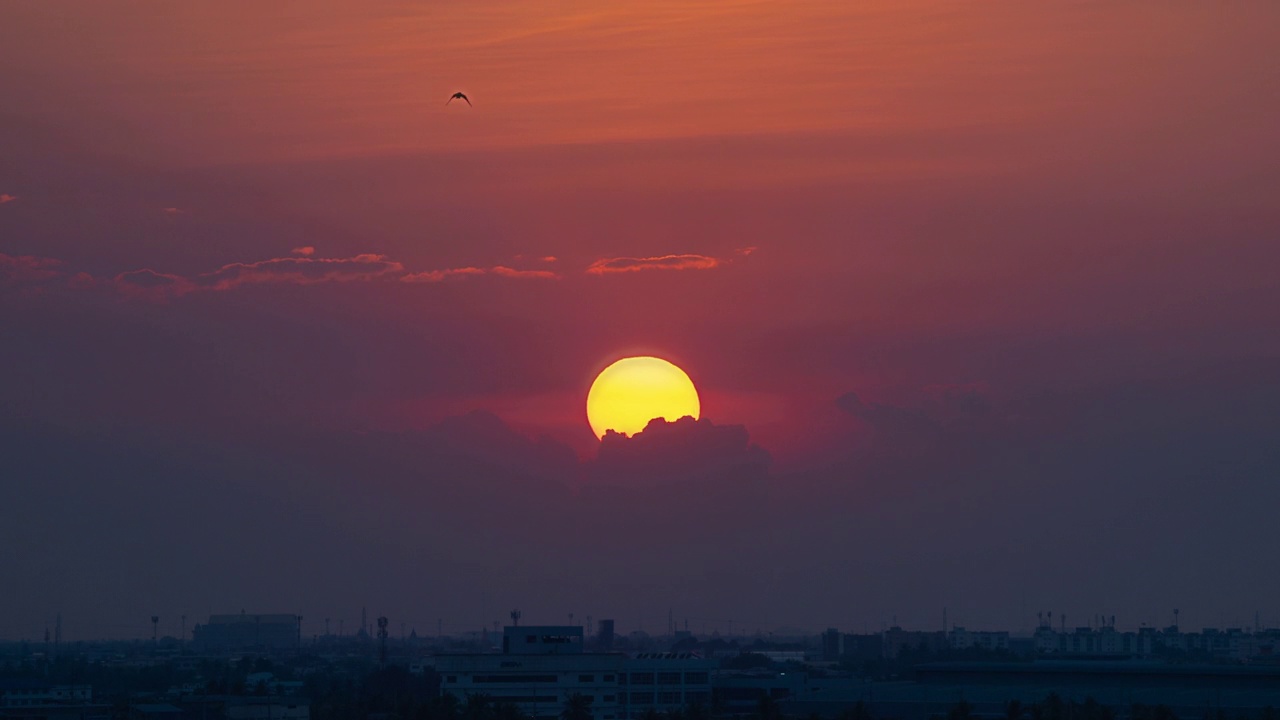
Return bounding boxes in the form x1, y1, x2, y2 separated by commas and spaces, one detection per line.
586, 357, 700, 439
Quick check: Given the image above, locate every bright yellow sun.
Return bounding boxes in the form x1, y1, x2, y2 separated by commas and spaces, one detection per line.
586, 356, 701, 439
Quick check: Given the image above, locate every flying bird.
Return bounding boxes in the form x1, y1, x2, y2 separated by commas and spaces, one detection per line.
447, 92, 472, 107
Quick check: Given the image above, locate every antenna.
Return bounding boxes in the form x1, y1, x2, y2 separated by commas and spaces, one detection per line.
510, 609, 522, 627
377, 616, 389, 667
1173, 609, 1180, 631
151, 616, 160, 646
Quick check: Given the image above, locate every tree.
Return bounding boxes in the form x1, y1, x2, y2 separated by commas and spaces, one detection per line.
756, 696, 785, 720
1042, 694, 1065, 720
562, 693, 594, 720
496, 702, 529, 720
839, 702, 873, 720
948, 700, 973, 720
464, 693, 495, 720
687, 699, 712, 720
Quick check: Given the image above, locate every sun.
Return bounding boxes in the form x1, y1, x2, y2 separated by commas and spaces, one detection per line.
586, 356, 700, 439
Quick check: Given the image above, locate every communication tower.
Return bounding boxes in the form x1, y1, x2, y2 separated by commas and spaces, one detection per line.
377, 616, 389, 666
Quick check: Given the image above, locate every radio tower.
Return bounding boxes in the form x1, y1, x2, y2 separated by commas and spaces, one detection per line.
377, 616, 389, 667
510, 609, 522, 627
151, 616, 160, 648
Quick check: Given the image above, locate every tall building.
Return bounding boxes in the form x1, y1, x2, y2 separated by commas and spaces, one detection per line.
821, 629, 842, 661
597, 620, 616, 652
191, 613, 300, 653
433, 626, 713, 720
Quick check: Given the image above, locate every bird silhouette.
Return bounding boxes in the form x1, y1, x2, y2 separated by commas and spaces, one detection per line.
447, 92, 472, 107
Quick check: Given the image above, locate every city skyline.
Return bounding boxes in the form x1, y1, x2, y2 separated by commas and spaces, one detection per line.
10, 608, 1280, 646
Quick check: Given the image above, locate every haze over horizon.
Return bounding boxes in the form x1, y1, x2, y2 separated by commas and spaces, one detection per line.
2, 2, 1279, 642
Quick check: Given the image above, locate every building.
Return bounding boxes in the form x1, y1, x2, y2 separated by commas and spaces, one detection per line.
1033, 626, 1155, 658
0, 682, 106, 720
882, 628, 947, 659
0, 683, 93, 709
714, 671, 808, 714
191, 613, 300, 653
224, 698, 310, 720
947, 628, 1010, 652
128, 704, 183, 720
596, 620, 615, 652
821, 629, 842, 661
840, 633, 884, 662
433, 626, 714, 720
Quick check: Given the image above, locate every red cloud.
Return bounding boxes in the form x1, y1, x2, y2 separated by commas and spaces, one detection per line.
0, 194, 17, 205
401, 266, 560, 283
49, 249, 565, 301
197, 253, 405, 290
0, 253, 62, 283
401, 267, 487, 283
490, 266, 560, 280
586, 254, 722, 274
112, 268, 196, 301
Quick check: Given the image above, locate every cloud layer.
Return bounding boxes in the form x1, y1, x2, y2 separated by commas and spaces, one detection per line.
6, 246, 745, 299
0, 252, 62, 283
586, 254, 723, 274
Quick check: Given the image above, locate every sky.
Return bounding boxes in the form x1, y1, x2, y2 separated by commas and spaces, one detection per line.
2, 1, 1280, 642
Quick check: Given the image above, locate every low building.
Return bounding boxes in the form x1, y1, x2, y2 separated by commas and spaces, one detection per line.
129, 704, 183, 720
224, 697, 309, 720
433, 626, 714, 720
0, 684, 93, 708
948, 628, 1010, 652
0, 683, 107, 720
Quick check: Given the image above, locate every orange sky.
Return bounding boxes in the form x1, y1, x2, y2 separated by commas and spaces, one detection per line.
5, 2, 1275, 163
4, 0, 1280, 640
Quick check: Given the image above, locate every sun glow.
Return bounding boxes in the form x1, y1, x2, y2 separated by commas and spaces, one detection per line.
586, 356, 700, 440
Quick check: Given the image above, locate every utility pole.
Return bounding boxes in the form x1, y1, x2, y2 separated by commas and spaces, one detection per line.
377, 617, 389, 667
